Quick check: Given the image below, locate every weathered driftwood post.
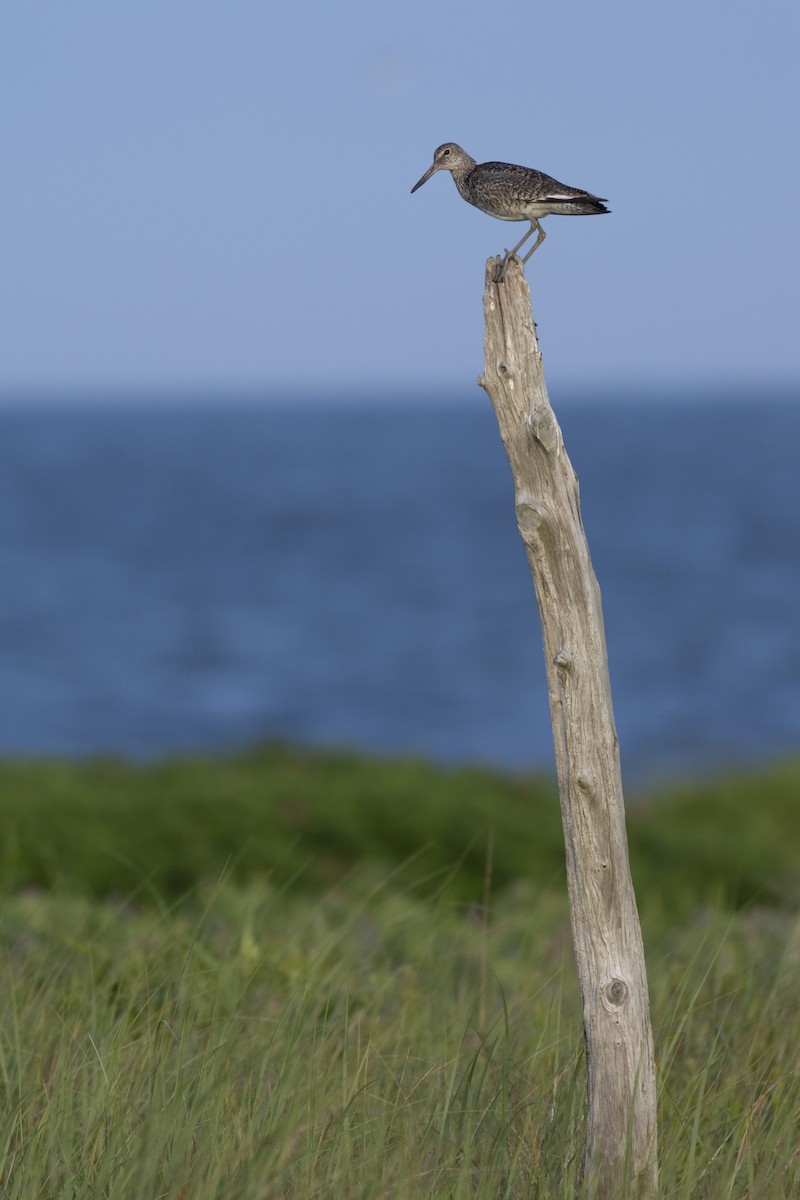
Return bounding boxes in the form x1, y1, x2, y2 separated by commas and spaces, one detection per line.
478, 257, 657, 1198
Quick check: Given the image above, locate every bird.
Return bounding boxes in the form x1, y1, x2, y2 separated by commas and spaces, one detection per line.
411, 143, 609, 275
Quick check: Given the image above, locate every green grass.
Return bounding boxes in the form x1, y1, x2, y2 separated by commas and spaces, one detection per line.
2, 747, 800, 1196
2, 745, 800, 910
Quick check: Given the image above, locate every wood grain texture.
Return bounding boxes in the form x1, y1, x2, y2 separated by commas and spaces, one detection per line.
478, 256, 658, 1198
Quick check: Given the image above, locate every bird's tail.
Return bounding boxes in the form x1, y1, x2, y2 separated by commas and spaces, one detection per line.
560, 196, 610, 216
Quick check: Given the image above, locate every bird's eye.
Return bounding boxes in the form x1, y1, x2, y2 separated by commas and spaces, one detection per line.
443, 148, 450, 156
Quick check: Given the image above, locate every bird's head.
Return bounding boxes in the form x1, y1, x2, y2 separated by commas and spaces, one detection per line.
411, 143, 473, 192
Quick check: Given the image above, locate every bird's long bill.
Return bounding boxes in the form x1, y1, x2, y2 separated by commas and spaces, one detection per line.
410, 162, 438, 193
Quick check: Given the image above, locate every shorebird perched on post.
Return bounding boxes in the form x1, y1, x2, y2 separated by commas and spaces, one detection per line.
411, 143, 609, 279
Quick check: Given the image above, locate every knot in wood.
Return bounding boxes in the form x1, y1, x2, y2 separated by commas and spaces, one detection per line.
496, 360, 515, 388
554, 648, 573, 671
515, 499, 549, 541
604, 978, 628, 1008
576, 770, 596, 798
525, 405, 559, 454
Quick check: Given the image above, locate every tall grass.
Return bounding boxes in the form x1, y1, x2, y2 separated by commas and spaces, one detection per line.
2, 877, 799, 1197
2, 750, 799, 1196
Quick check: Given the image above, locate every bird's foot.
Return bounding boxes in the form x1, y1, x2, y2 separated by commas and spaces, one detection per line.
495, 252, 519, 284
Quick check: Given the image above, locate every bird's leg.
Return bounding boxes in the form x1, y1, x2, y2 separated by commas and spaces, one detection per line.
521, 221, 547, 263
496, 222, 538, 282
508, 223, 537, 259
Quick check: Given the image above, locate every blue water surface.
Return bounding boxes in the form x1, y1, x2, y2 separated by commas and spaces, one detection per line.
1, 393, 798, 782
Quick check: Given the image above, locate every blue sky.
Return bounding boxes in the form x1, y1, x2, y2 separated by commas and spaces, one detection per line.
1, 0, 798, 399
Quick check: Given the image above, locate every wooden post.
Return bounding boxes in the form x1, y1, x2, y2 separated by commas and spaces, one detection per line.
478, 257, 657, 1198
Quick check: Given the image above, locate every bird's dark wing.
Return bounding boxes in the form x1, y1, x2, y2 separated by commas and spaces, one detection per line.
478, 161, 603, 203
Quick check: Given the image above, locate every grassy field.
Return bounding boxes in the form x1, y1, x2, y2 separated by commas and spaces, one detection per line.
2, 747, 799, 1197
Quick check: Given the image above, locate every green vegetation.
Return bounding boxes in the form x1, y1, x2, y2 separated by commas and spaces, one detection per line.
3, 746, 800, 911
2, 746, 799, 1197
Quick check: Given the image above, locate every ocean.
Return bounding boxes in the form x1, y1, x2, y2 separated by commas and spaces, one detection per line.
1, 394, 799, 783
